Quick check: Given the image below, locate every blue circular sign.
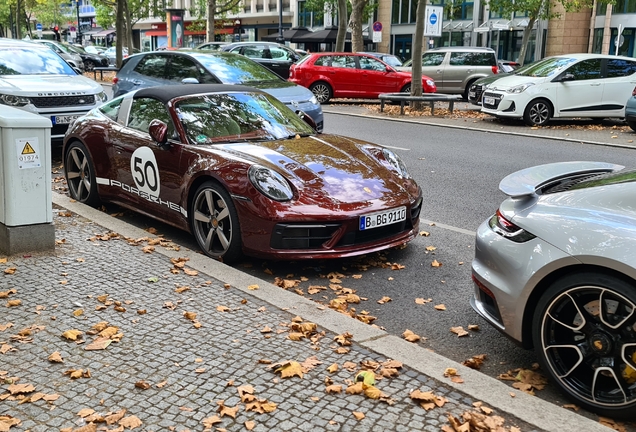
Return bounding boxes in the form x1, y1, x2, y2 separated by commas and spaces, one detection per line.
429, 13, 437, 25
36, 23, 43, 30
373, 21, 382, 32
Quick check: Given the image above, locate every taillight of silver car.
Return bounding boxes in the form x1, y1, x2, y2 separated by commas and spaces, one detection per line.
488, 209, 535, 242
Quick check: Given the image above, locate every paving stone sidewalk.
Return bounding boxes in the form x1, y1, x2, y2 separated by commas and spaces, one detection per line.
0, 208, 539, 432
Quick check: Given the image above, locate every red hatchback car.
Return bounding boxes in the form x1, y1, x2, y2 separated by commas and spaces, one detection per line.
289, 52, 437, 103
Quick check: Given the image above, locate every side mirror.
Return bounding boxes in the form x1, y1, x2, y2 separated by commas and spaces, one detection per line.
149, 119, 168, 145
295, 110, 318, 133
558, 73, 575, 82
182, 77, 200, 84
386, 66, 394, 72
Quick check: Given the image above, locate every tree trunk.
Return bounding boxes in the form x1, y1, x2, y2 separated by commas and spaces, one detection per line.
115, 0, 124, 67
124, 0, 133, 52
410, 0, 426, 110
15, 0, 21, 39
348, 0, 367, 52
335, 0, 348, 52
207, 0, 216, 43
517, 17, 536, 66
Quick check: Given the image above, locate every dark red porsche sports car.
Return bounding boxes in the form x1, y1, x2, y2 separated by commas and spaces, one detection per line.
63, 84, 422, 262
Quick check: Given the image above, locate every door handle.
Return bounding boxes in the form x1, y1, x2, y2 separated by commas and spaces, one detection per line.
590, 83, 601, 86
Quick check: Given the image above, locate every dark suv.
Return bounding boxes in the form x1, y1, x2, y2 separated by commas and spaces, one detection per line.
221, 42, 301, 79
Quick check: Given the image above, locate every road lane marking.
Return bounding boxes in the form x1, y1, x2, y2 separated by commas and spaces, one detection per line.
419, 218, 476, 236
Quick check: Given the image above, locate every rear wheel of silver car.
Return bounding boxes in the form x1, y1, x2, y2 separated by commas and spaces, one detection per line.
532, 272, 636, 419
191, 181, 242, 263
523, 98, 552, 126
65, 142, 100, 206
309, 82, 332, 104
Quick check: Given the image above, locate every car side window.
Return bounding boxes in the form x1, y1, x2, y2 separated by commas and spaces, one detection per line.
166, 56, 201, 81
331, 55, 355, 68
313, 56, 331, 66
565, 59, 602, 80
422, 52, 445, 66
358, 57, 386, 71
99, 98, 123, 122
454, 52, 496, 66
243, 46, 271, 59
134, 55, 168, 78
270, 47, 292, 61
606, 59, 636, 78
128, 97, 176, 138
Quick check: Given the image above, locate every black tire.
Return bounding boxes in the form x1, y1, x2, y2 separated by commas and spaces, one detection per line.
523, 98, 553, 126
190, 181, 242, 262
463, 80, 477, 101
401, 83, 411, 94
309, 82, 332, 104
532, 272, 636, 419
64, 141, 100, 206
84, 60, 96, 71
627, 121, 636, 132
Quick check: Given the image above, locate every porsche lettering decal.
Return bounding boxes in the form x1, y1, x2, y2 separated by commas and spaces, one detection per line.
96, 177, 187, 217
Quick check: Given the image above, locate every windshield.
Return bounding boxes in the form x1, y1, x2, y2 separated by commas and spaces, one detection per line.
191, 52, 281, 84
382, 56, 403, 67
176, 92, 314, 145
516, 57, 577, 78
0, 47, 76, 75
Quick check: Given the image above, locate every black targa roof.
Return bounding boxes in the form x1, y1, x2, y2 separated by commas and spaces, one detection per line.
133, 84, 262, 105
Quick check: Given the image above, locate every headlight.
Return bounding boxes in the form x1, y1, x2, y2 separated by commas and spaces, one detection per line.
425, 79, 435, 87
309, 94, 318, 105
0, 94, 30, 107
248, 165, 294, 201
96, 91, 108, 103
382, 148, 411, 179
507, 83, 534, 94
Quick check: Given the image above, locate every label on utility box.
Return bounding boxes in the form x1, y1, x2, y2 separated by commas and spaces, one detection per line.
16, 137, 41, 169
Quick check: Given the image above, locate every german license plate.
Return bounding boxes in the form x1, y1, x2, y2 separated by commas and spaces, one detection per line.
52, 114, 81, 125
359, 206, 406, 231
483, 96, 495, 106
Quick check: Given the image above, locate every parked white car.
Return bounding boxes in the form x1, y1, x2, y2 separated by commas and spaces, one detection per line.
481, 54, 636, 126
0, 38, 107, 140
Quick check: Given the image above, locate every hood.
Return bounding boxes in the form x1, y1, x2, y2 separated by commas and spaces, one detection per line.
487, 74, 547, 91
0, 75, 104, 95
247, 80, 315, 104
213, 134, 410, 203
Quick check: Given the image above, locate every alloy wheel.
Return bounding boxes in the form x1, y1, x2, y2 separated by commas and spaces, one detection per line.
192, 187, 234, 258
66, 146, 93, 202
539, 285, 636, 410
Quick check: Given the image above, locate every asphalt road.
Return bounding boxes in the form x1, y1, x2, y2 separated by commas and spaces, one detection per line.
52, 111, 636, 424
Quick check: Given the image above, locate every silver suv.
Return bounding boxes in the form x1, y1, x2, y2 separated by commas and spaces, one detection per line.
398, 47, 498, 98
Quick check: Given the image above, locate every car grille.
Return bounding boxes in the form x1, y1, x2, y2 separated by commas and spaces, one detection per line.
29, 95, 96, 108
51, 123, 69, 137
470, 84, 484, 103
271, 223, 341, 249
337, 220, 411, 247
482, 92, 503, 110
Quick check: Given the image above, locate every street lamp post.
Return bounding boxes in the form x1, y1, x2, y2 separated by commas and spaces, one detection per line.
76, 0, 82, 44
276, 0, 284, 44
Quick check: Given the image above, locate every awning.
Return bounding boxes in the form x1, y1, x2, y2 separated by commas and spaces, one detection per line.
93, 29, 115, 37
185, 29, 206, 35
144, 30, 166, 37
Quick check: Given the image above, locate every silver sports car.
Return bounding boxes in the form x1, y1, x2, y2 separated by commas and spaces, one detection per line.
471, 161, 636, 419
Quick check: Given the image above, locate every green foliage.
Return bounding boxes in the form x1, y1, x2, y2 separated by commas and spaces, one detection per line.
301, 0, 377, 23
485, 0, 612, 21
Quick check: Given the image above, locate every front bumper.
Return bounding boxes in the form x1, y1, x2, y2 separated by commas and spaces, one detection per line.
236, 192, 422, 260
480, 91, 524, 119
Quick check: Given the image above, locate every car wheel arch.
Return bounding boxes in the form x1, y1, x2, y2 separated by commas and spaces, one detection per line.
523, 97, 555, 126
521, 263, 636, 350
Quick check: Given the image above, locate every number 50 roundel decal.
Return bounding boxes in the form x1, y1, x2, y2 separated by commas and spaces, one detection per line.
131, 147, 161, 197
